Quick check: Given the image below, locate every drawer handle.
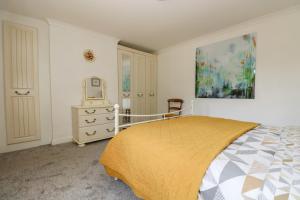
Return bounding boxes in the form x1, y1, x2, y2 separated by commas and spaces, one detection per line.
15, 91, 30, 95
85, 118, 96, 124
106, 116, 115, 121
106, 128, 115, 133
85, 109, 96, 114
106, 108, 115, 113
85, 131, 96, 136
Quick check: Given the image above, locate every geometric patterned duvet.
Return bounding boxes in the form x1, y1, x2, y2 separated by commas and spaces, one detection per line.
199, 126, 300, 200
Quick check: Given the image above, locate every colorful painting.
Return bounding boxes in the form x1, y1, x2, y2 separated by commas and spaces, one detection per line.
195, 33, 256, 99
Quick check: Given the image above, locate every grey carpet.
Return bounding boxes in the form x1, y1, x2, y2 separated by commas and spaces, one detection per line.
0, 140, 139, 200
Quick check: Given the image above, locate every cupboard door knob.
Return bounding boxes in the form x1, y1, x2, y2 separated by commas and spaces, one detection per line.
85, 131, 96, 136
15, 91, 30, 95
85, 109, 96, 114
106, 116, 115, 121
85, 118, 96, 124
106, 128, 115, 133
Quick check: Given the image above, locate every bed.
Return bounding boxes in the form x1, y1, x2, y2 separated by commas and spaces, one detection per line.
100, 103, 300, 200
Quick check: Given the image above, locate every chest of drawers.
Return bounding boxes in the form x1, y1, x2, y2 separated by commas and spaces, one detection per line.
72, 105, 115, 147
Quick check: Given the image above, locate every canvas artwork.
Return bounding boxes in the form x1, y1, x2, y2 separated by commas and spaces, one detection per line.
195, 33, 256, 99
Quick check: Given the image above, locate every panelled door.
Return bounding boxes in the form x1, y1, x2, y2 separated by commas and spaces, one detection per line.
118, 49, 134, 124
3, 21, 40, 144
133, 53, 146, 121
118, 50, 134, 111
145, 55, 157, 115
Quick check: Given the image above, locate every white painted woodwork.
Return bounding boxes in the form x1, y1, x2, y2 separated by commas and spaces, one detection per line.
133, 53, 146, 116
72, 105, 114, 146
117, 49, 134, 113
117, 45, 157, 123
3, 21, 40, 144
146, 55, 157, 115
114, 104, 119, 135
78, 113, 114, 127
78, 124, 114, 142
77, 106, 115, 116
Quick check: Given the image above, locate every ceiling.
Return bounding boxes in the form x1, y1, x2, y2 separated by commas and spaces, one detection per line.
0, 0, 299, 52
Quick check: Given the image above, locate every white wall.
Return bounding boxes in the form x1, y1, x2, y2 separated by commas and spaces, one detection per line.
48, 20, 119, 144
0, 13, 119, 151
0, 10, 52, 153
157, 7, 300, 126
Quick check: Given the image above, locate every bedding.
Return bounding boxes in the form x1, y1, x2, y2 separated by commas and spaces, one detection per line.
100, 116, 257, 200
199, 125, 300, 200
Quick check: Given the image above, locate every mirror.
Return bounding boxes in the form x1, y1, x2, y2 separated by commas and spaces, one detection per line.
82, 77, 110, 106
86, 77, 103, 100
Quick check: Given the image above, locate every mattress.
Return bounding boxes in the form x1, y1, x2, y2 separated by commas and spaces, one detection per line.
199, 126, 300, 200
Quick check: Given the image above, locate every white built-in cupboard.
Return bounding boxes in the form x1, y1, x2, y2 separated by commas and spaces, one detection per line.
3, 21, 40, 144
118, 45, 157, 121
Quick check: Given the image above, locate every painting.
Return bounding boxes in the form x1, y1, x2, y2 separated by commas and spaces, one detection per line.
195, 33, 256, 99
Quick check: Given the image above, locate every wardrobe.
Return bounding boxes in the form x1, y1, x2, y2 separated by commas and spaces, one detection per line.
117, 45, 157, 121
3, 21, 40, 144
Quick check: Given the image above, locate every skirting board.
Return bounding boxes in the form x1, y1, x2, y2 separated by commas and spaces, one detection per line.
51, 137, 73, 145
0, 137, 72, 153
0, 140, 46, 153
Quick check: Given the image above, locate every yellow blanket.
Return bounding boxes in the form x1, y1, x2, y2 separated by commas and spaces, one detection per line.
100, 116, 258, 200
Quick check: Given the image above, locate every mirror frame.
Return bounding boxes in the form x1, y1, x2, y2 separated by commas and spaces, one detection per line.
85, 77, 104, 100
82, 76, 110, 106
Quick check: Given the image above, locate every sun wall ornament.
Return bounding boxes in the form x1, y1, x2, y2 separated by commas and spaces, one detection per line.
83, 49, 96, 62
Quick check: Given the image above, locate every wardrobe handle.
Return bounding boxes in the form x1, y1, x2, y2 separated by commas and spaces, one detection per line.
85, 109, 96, 114
85, 131, 96, 136
106, 116, 115, 121
15, 91, 30, 95
149, 92, 155, 97
137, 93, 144, 97
106, 128, 115, 133
106, 108, 115, 112
85, 118, 96, 124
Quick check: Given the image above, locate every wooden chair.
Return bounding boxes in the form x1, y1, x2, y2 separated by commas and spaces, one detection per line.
164, 98, 184, 118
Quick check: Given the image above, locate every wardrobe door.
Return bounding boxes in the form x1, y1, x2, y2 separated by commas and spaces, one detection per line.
118, 49, 135, 124
3, 22, 40, 144
118, 50, 134, 112
133, 53, 146, 119
146, 55, 157, 115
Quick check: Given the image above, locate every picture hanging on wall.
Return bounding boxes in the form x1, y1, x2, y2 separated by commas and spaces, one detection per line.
195, 33, 256, 99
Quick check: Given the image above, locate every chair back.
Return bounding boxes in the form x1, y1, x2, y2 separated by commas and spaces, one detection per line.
167, 98, 184, 115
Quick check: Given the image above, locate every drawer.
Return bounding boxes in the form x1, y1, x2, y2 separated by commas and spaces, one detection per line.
79, 124, 114, 142
78, 107, 115, 116
79, 113, 115, 127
